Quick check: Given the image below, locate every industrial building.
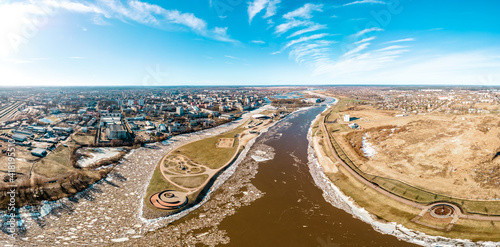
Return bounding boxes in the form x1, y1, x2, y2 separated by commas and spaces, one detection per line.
31, 148, 47, 157
106, 123, 127, 140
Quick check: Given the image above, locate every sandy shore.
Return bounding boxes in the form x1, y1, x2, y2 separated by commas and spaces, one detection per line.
306, 96, 500, 247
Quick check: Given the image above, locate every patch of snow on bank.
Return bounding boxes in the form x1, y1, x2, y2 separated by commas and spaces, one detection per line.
361, 134, 377, 158
77, 147, 122, 168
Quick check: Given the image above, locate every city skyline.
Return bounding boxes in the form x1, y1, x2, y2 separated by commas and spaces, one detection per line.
1, 0, 500, 86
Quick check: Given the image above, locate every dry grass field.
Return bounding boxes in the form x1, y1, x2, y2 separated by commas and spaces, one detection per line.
314, 96, 500, 240
339, 106, 500, 200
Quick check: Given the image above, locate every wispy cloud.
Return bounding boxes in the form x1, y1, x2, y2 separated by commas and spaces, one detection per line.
283, 3, 322, 20
313, 40, 411, 79
248, 0, 269, 24
287, 24, 327, 39
225, 55, 240, 59
343, 0, 386, 7
354, 36, 376, 44
3, 0, 238, 44
353, 27, 384, 37
289, 41, 333, 64
343, 42, 371, 58
274, 20, 313, 35
427, 27, 444, 31
250, 40, 266, 44
264, 0, 281, 18
282, 33, 330, 50
384, 38, 414, 44
376, 45, 408, 52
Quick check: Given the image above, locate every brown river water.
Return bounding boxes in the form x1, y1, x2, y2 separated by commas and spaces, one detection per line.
159, 106, 418, 247
217, 107, 417, 247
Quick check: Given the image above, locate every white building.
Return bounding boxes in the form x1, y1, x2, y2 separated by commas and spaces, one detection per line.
344, 114, 350, 122
176, 106, 184, 116
106, 124, 127, 140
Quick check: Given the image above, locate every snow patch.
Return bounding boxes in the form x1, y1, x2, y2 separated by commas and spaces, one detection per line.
361, 134, 377, 158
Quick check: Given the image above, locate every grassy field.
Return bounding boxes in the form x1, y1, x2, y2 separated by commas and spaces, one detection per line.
34, 145, 73, 178
72, 134, 95, 145
171, 174, 209, 189
175, 124, 246, 169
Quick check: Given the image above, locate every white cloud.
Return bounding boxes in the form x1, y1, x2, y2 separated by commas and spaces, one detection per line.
165, 10, 207, 32
283, 3, 322, 20
287, 24, 327, 38
343, 42, 371, 58
376, 45, 408, 52
384, 38, 414, 44
0, 0, 238, 48
343, 0, 386, 7
282, 33, 330, 50
354, 36, 376, 44
289, 41, 334, 64
312, 38, 412, 79
251, 40, 266, 44
274, 20, 312, 35
225, 55, 239, 59
248, 0, 269, 24
264, 0, 281, 18
353, 27, 384, 37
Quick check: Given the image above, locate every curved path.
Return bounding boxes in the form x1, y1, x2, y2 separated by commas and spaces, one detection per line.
157, 118, 272, 194
159, 139, 243, 192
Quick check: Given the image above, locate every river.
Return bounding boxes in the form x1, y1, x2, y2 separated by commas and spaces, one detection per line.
216, 106, 417, 247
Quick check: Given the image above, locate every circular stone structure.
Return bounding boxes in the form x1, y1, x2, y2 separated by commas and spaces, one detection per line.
430, 204, 455, 218
150, 190, 188, 210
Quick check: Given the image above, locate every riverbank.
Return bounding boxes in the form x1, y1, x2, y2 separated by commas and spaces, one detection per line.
0, 105, 280, 246
307, 96, 500, 246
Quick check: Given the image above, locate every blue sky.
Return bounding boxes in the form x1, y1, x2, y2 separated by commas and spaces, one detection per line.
1, 0, 500, 86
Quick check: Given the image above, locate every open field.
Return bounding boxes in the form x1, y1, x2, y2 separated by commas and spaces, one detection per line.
170, 174, 209, 188
338, 107, 500, 200
314, 95, 500, 241
175, 125, 244, 169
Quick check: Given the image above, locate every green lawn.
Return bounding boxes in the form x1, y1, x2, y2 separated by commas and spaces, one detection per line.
175, 124, 245, 169
170, 174, 209, 189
